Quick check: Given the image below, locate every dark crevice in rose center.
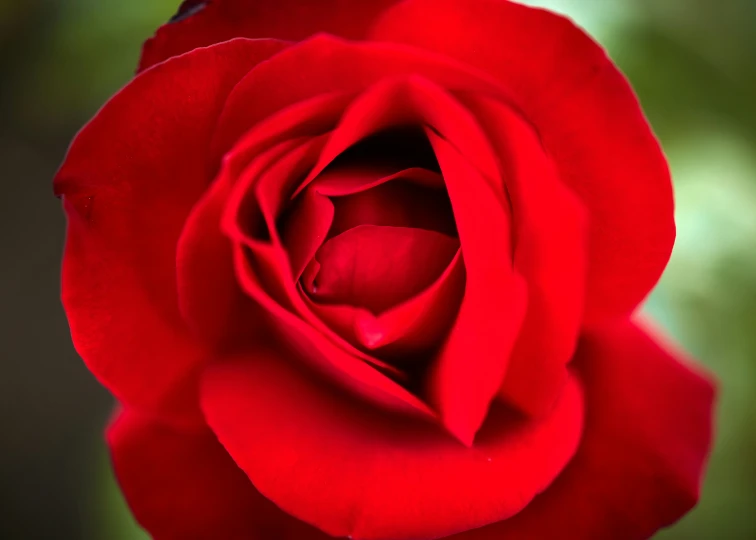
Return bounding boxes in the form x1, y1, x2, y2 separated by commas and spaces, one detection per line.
328, 179, 457, 239
326, 126, 441, 174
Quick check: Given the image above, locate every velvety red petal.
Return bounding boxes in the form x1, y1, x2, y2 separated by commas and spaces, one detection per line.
461, 95, 588, 418
201, 349, 583, 540
177, 145, 309, 349
107, 408, 329, 540
223, 137, 325, 275
449, 321, 716, 540
139, 0, 400, 72
316, 167, 454, 238
293, 74, 501, 199
232, 247, 433, 419
371, 0, 675, 323
213, 90, 353, 168
301, 248, 465, 355
280, 188, 335, 281
224, 137, 357, 340
427, 132, 528, 445
307, 225, 459, 313
354, 249, 465, 354
207, 34, 502, 162
176, 173, 271, 349
177, 92, 351, 348
313, 166, 443, 197
54, 39, 286, 423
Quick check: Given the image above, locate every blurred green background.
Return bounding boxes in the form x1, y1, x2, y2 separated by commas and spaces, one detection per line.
1, 0, 754, 538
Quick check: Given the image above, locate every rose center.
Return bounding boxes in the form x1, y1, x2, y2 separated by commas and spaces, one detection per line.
299, 128, 459, 314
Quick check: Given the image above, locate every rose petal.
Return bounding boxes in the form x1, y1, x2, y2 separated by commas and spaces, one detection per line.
302, 248, 465, 355
323, 167, 456, 239
177, 91, 355, 348
448, 321, 716, 540
354, 249, 465, 354
224, 136, 326, 262
108, 408, 329, 539
306, 225, 459, 314
461, 95, 588, 417
224, 137, 370, 354
207, 34, 503, 163
177, 134, 312, 349
426, 132, 528, 445
314, 166, 443, 197
139, 0, 401, 72
283, 165, 449, 280
213, 90, 353, 167
177, 150, 297, 347
371, 0, 675, 323
277, 189, 332, 284
54, 39, 287, 423
232, 246, 434, 419
201, 349, 583, 540
176, 175, 268, 349
293, 75, 501, 199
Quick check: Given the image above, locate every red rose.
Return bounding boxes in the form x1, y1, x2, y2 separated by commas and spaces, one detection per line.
55, 1, 716, 539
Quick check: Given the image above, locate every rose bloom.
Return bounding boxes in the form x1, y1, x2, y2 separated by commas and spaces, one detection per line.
55, 1, 716, 539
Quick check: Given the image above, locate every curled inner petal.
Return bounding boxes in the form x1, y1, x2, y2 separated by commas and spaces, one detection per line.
303, 225, 459, 314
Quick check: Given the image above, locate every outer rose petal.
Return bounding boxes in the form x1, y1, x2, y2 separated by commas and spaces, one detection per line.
461, 95, 588, 418
427, 132, 528, 445
208, 34, 503, 159
371, 0, 675, 323
201, 350, 583, 540
449, 321, 716, 540
140, 0, 400, 71
177, 92, 348, 347
108, 409, 329, 540
54, 39, 287, 423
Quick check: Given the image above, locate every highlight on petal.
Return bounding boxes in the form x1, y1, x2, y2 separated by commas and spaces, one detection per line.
107, 408, 329, 539
448, 321, 716, 540
201, 348, 584, 540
